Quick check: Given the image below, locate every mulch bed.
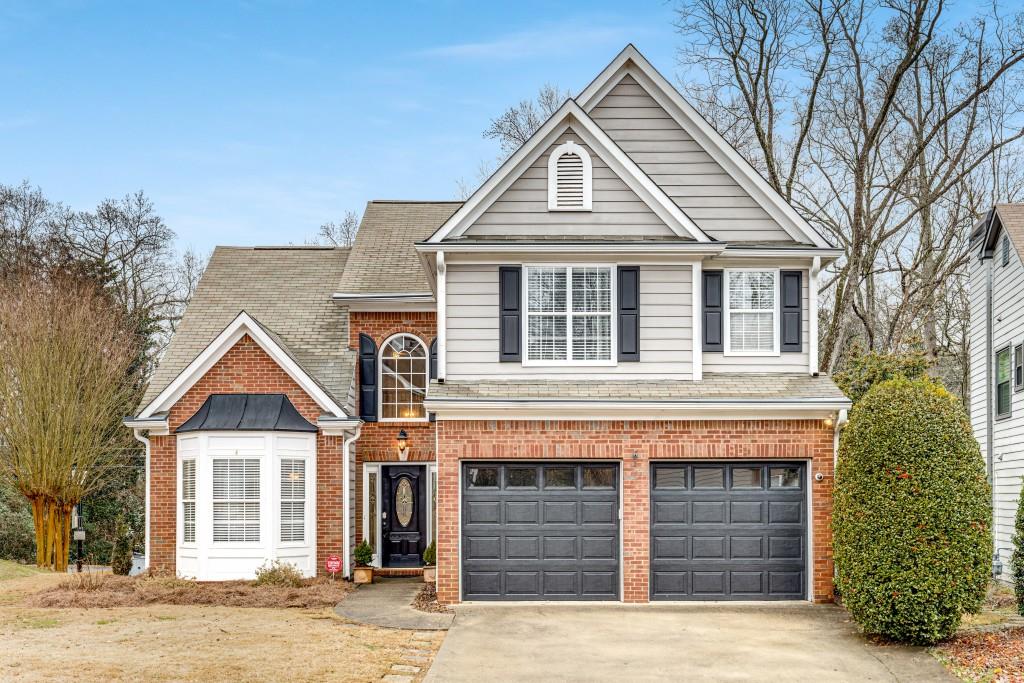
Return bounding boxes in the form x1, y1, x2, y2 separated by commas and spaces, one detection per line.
412, 582, 451, 614
937, 627, 1024, 682
27, 571, 352, 609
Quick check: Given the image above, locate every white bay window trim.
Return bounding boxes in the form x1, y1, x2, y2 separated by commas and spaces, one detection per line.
521, 264, 617, 367
723, 267, 781, 357
175, 432, 316, 580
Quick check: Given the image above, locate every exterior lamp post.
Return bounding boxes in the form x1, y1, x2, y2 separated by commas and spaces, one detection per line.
396, 429, 409, 461
72, 503, 85, 573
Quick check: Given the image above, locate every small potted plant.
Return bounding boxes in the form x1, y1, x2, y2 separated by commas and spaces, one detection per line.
353, 540, 374, 584
422, 541, 436, 583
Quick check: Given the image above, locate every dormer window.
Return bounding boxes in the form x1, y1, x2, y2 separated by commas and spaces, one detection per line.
548, 141, 592, 211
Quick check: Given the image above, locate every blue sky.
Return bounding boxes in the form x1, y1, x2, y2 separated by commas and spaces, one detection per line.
2, 1, 680, 254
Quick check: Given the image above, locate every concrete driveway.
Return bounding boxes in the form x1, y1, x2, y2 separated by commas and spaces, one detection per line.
425, 603, 953, 682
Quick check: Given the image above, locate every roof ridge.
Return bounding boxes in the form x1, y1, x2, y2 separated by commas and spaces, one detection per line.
367, 199, 464, 205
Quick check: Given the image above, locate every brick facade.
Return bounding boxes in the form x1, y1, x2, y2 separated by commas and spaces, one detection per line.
434, 418, 835, 605
349, 312, 437, 546
147, 334, 345, 576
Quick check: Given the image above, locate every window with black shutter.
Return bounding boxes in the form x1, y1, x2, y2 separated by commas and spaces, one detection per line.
499, 266, 522, 362
618, 267, 639, 362
358, 333, 377, 421
780, 270, 803, 353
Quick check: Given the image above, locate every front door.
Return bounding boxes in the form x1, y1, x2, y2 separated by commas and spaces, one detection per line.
381, 465, 427, 567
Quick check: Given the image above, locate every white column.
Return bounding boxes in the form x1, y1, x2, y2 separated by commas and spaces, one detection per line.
436, 251, 447, 381
809, 256, 820, 375
692, 260, 703, 381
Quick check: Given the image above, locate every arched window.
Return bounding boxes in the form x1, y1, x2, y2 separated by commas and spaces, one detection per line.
547, 141, 592, 211
379, 334, 428, 420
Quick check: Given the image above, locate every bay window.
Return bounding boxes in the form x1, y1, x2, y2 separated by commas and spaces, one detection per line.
725, 269, 778, 355
525, 265, 613, 364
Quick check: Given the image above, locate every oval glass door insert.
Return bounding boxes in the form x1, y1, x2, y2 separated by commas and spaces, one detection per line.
395, 477, 414, 527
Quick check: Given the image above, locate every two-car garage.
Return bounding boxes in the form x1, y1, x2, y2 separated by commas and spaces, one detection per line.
459, 461, 808, 602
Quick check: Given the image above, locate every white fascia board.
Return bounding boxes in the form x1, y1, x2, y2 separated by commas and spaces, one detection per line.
427, 100, 710, 244
415, 241, 724, 255
722, 247, 843, 262
425, 399, 850, 421
577, 45, 832, 249
332, 292, 434, 301
317, 417, 362, 436
138, 311, 348, 420
122, 416, 170, 435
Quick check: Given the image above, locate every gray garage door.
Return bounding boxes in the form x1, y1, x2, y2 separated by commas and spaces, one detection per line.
650, 462, 806, 600
461, 462, 620, 601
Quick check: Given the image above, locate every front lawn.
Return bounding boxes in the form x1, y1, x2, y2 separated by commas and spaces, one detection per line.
0, 560, 441, 682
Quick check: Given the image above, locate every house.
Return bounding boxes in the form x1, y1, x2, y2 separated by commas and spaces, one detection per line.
124, 45, 851, 604
969, 204, 1024, 581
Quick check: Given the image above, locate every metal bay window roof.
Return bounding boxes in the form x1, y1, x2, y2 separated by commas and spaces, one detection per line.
177, 394, 317, 433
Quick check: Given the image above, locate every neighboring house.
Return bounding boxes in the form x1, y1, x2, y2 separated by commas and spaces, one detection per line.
969, 204, 1024, 581
124, 45, 851, 604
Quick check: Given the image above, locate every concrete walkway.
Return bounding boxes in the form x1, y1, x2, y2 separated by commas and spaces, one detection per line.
334, 578, 454, 631
426, 603, 953, 682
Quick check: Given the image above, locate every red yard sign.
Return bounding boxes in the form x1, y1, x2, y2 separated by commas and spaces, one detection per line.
325, 555, 342, 576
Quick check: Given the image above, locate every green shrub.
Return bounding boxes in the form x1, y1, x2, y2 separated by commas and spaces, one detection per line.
1013, 480, 1024, 617
0, 484, 35, 563
254, 560, 304, 588
833, 376, 991, 644
833, 343, 931, 403
354, 540, 373, 567
423, 541, 436, 566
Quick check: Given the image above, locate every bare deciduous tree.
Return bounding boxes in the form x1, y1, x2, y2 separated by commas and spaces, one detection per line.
676, 0, 1024, 378
0, 276, 138, 572
315, 210, 361, 247
483, 84, 571, 158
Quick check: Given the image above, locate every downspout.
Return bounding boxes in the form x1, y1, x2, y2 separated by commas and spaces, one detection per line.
342, 425, 362, 579
833, 409, 848, 470
984, 210, 996, 485
132, 428, 151, 571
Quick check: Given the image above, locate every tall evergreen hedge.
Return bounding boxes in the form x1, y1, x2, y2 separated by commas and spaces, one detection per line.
833, 377, 991, 644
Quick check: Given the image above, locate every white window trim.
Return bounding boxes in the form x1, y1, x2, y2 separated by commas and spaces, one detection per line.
211, 457, 262, 546
276, 455, 312, 548
723, 267, 781, 357
378, 332, 430, 423
521, 264, 617, 367
181, 458, 197, 547
547, 141, 593, 211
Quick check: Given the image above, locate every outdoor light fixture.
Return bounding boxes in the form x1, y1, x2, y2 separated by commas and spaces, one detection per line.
823, 416, 834, 428
396, 429, 409, 461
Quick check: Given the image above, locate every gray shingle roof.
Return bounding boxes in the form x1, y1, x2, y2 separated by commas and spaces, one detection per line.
427, 374, 849, 403
995, 204, 1024, 262
337, 201, 462, 295
139, 246, 355, 414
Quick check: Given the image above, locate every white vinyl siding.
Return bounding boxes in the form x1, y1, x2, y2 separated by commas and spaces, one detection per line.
589, 74, 794, 242
280, 459, 306, 543
445, 263, 692, 379
466, 129, 676, 239
971, 227, 1024, 579
182, 459, 196, 544
212, 459, 260, 543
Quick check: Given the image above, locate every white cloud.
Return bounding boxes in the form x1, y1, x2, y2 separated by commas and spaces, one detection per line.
417, 21, 641, 61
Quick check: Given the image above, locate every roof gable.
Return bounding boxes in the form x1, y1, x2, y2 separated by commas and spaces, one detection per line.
983, 204, 1024, 263
577, 45, 831, 248
427, 99, 711, 244
464, 126, 678, 241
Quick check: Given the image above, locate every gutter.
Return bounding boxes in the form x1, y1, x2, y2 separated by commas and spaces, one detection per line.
332, 292, 434, 303
414, 241, 726, 255
983, 209, 996, 484
341, 425, 362, 580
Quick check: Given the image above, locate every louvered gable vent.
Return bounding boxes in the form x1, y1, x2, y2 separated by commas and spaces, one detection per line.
547, 140, 592, 211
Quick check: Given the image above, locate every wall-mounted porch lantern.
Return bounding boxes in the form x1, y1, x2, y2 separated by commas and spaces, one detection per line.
396, 429, 409, 461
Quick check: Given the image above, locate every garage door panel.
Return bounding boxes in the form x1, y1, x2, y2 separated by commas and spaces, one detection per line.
463, 462, 620, 601
651, 462, 806, 601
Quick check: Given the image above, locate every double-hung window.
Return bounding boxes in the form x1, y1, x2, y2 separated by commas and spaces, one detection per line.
181, 459, 196, 544
212, 458, 260, 542
996, 346, 1012, 418
525, 265, 613, 364
280, 459, 306, 543
725, 270, 778, 355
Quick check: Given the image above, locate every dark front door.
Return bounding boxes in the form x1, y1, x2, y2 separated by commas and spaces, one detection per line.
381, 465, 427, 567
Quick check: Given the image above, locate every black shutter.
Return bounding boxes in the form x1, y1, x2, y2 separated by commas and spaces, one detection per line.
618, 266, 640, 362
428, 338, 437, 422
358, 333, 377, 422
702, 270, 723, 352
499, 266, 522, 362
780, 270, 803, 352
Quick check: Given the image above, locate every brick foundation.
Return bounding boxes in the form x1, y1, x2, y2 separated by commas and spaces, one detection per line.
434, 419, 835, 605
147, 334, 345, 576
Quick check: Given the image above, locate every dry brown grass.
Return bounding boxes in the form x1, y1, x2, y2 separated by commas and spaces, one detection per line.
27, 571, 352, 609
0, 564, 442, 682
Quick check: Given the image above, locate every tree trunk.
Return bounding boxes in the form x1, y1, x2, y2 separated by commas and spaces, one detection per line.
30, 496, 47, 568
